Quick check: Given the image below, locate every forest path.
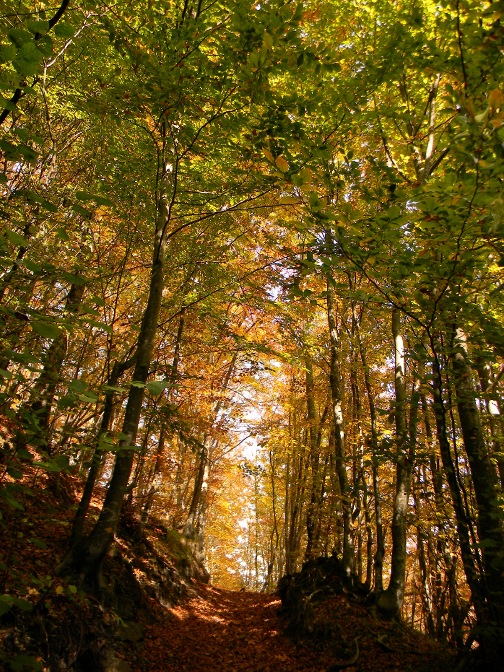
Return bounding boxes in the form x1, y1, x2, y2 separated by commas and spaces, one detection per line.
138, 582, 458, 672
140, 584, 336, 672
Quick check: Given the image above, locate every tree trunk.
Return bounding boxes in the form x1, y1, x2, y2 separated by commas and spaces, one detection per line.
304, 354, 322, 560
183, 350, 238, 557
59, 176, 170, 589
326, 269, 353, 580
358, 324, 385, 592
475, 356, 504, 486
429, 337, 487, 632
29, 281, 85, 450
450, 326, 504, 650
377, 308, 414, 619
69, 357, 135, 545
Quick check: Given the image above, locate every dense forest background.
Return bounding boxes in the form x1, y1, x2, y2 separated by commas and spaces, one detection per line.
1, 0, 504, 665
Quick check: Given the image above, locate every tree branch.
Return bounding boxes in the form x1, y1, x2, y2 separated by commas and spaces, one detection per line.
0, 0, 71, 124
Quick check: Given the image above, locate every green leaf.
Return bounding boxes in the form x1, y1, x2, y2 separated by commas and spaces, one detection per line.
34, 34, 53, 58
54, 22, 75, 39
7, 467, 23, 480
98, 433, 115, 450
90, 295, 106, 307
16, 143, 39, 163
71, 204, 91, 218
13, 42, 43, 77
0, 594, 15, 617
14, 128, 31, 142
0, 140, 38, 163
5, 229, 28, 247
32, 454, 69, 473
75, 191, 113, 206
8, 27, 32, 48
146, 380, 169, 395
68, 379, 88, 392
84, 318, 113, 334
27, 20, 50, 35
60, 271, 86, 285
0, 43, 16, 63
16, 448, 33, 461
0, 483, 24, 510
130, 380, 146, 388
56, 227, 70, 242
15, 189, 55, 210
31, 321, 60, 339
10, 654, 42, 671
77, 392, 99, 403
24, 259, 42, 273
75, 190, 94, 201
102, 384, 125, 393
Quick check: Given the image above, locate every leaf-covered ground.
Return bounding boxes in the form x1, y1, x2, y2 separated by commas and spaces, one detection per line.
139, 584, 456, 672
0, 436, 457, 672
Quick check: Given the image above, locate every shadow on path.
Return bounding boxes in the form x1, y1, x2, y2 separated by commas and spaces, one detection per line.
141, 585, 334, 672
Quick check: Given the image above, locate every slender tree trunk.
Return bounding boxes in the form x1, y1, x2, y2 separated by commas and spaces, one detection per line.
429, 336, 487, 633
141, 308, 186, 523
304, 354, 321, 560
284, 395, 308, 574
475, 357, 504, 486
59, 168, 170, 588
326, 268, 353, 579
183, 350, 238, 555
450, 326, 504, 648
377, 308, 415, 619
28, 281, 85, 450
358, 326, 385, 592
69, 357, 135, 545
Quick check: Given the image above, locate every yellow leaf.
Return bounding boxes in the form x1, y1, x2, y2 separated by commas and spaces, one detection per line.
262, 147, 274, 163
56, 585, 64, 595
263, 32, 273, 49
489, 88, 503, 110
299, 167, 314, 183
275, 155, 289, 172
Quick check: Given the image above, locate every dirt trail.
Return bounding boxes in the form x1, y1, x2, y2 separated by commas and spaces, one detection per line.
136, 583, 457, 672
140, 585, 334, 672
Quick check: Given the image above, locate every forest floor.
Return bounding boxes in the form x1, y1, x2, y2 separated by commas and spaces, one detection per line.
137, 582, 457, 672
0, 437, 457, 672
141, 586, 331, 672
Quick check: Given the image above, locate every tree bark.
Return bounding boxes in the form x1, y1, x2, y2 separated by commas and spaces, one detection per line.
450, 326, 504, 646
326, 268, 353, 580
59, 174, 170, 588
304, 354, 322, 560
429, 337, 487, 633
69, 357, 135, 546
357, 323, 385, 592
377, 308, 415, 619
29, 281, 85, 451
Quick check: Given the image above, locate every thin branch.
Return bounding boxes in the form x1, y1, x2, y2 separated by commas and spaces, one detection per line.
456, 0, 468, 90
0, 0, 71, 124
